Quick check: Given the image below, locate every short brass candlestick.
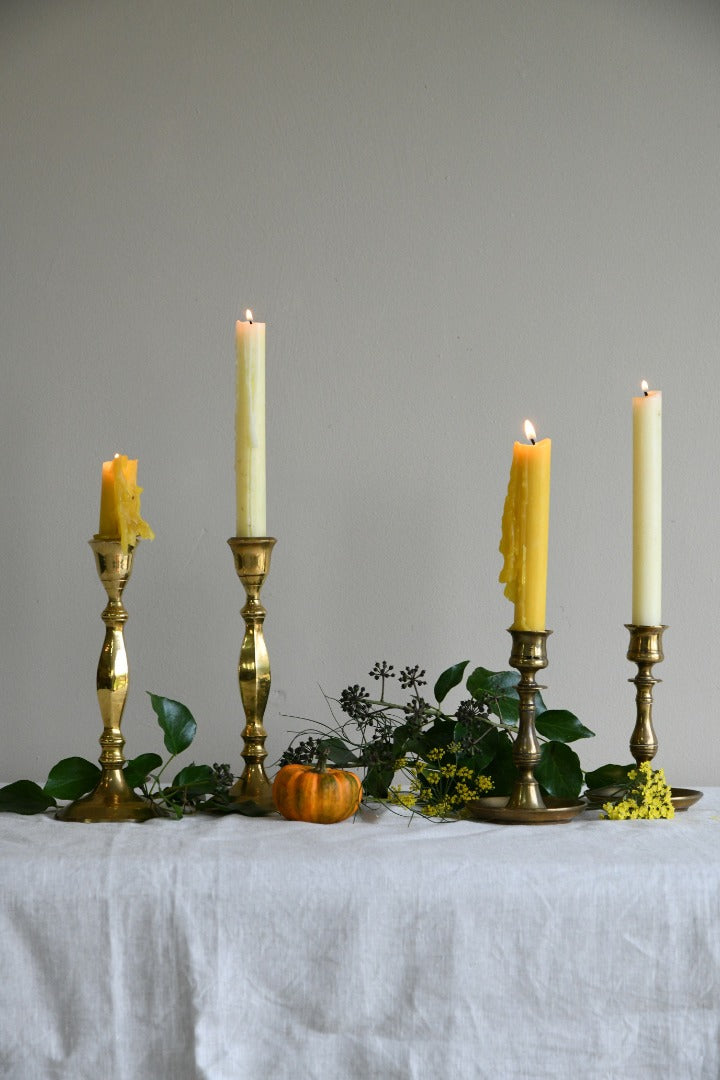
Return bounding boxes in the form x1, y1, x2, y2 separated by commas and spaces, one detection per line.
626, 624, 666, 766
468, 628, 585, 824
57, 538, 158, 823
507, 629, 550, 811
227, 537, 277, 814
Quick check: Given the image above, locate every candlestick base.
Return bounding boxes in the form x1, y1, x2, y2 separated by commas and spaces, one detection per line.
227, 537, 277, 815
467, 629, 584, 824
57, 538, 160, 823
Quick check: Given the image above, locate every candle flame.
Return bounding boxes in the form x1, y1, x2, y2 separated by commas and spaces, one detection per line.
524, 419, 537, 444
245, 309, 253, 323
641, 379, 649, 395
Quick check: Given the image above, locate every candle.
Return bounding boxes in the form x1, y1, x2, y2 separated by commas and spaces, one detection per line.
98, 453, 154, 553
235, 309, 266, 536
499, 420, 551, 631
632, 381, 662, 625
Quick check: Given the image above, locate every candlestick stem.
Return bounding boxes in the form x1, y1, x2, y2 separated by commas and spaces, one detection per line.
227, 537, 276, 814
506, 629, 549, 811
57, 539, 158, 822
626, 624, 666, 766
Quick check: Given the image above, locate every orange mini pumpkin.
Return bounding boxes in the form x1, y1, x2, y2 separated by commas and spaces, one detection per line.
272, 756, 362, 824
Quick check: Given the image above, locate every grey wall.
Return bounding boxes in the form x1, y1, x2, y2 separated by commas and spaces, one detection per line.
2, 0, 719, 788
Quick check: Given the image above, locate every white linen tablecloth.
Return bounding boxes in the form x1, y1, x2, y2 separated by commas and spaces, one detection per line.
1, 790, 719, 1080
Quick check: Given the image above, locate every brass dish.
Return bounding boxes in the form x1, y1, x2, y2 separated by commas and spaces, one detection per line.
584, 786, 703, 813
669, 787, 703, 811
466, 795, 586, 825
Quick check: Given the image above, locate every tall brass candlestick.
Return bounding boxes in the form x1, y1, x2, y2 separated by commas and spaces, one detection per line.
467, 628, 584, 824
626, 624, 665, 766
227, 537, 276, 814
57, 539, 158, 823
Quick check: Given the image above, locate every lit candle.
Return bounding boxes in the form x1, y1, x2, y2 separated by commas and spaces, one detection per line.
499, 420, 551, 631
235, 309, 266, 537
632, 381, 662, 625
98, 454, 154, 553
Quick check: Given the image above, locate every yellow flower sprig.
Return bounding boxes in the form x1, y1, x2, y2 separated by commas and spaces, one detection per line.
388, 743, 493, 819
602, 761, 674, 820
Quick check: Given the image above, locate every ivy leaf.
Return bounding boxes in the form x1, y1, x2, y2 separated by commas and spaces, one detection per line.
535, 741, 583, 799
171, 763, 216, 793
124, 753, 163, 789
536, 709, 595, 743
584, 763, 634, 790
44, 757, 101, 800
465, 666, 546, 721
320, 736, 360, 768
417, 718, 456, 757
0, 780, 56, 815
466, 666, 519, 698
363, 764, 395, 799
482, 731, 516, 797
433, 661, 469, 704
454, 722, 500, 773
148, 693, 197, 755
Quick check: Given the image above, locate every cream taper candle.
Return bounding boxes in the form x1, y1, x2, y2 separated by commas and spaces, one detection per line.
235, 310, 266, 537
632, 381, 662, 625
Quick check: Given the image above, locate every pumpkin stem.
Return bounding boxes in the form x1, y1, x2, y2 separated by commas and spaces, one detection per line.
314, 747, 329, 774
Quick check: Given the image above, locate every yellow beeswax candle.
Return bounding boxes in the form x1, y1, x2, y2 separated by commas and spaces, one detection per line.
632, 381, 662, 625
499, 421, 551, 631
98, 454, 154, 553
235, 310, 266, 537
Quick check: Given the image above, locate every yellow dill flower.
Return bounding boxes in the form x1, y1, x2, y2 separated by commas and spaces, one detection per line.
603, 762, 674, 820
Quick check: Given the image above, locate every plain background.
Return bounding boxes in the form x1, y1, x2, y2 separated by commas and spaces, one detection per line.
1, 0, 718, 789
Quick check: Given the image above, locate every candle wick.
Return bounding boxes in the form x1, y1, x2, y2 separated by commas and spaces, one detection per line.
644, 389, 648, 396
530, 437, 536, 445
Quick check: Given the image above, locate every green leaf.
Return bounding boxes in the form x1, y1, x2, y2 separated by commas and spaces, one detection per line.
172, 763, 215, 792
454, 722, 500, 773
0, 780, 56, 815
148, 693, 197, 755
535, 741, 583, 799
434, 661, 469, 704
466, 666, 519, 698
418, 718, 456, 756
124, 753, 163, 789
536, 709, 595, 743
363, 764, 395, 799
44, 757, 101, 800
482, 731, 516, 797
584, 763, 634, 789
321, 736, 360, 768
465, 666, 547, 721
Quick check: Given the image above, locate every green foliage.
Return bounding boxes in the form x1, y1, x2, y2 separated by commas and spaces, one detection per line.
584, 763, 634, 789
434, 661, 469, 704
0, 780, 56, 815
44, 757, 101, 800
148, 693, 197, 755
0, 697, 237, 819
279, 659, 595, 814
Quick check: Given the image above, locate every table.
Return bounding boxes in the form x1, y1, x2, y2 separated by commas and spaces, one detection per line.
1, 791, 719, 1080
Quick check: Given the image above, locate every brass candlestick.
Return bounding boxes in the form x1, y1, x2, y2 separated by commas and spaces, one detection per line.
57, 538, 159, 822
626, 624, 665, 766
227, 536, 276, 814
467, 628, 585, 824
